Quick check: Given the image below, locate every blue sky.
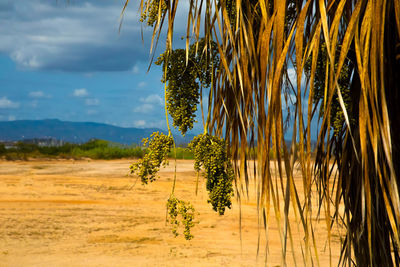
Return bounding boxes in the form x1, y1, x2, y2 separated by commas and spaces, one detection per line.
0, 0, 319, 140
0, 0, 202, 133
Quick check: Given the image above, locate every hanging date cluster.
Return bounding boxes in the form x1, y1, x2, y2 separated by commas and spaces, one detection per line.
130, 132, 173, 184
188, 134, 234, 215
155, 39, 219, 135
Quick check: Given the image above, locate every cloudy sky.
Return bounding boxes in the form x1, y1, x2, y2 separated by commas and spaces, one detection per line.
0, 0, 202, 133
0, 0, 319, 140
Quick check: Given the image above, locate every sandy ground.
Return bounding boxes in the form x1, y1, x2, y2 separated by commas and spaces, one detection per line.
0, 159, 343, 266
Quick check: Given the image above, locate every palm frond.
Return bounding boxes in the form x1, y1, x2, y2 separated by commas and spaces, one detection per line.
124, 0, 400, 265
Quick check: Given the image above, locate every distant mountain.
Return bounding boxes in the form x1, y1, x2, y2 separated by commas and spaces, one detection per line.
0, 119, 193, 145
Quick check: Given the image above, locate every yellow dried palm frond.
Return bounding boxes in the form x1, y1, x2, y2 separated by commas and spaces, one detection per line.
125, 0, 400, 265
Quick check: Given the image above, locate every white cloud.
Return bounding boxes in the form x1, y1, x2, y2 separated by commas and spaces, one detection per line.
132, 65, 140, 74
134, 103, 154, 113
133, 94, 164, 113
147, 120, 165, 129
140, 94, 163, 105
138, 81, 147, 88
87, 109, 98, 115
0, 1, 164, 72
0, 97, 20, 108
29, 91, 44, 98
84, 72, 94, 78
85, 98, 100, 106
30, 100, 38, 108
73, 88, 89, 97
287, 67, 307, 88
133, 120, 164, 129
133, 120, 146, 128
8, 115, 16, 121
29, 90, 51, 98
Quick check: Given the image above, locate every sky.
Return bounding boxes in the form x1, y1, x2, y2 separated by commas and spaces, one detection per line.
0, 0, 201, 134
0, 0, 319, 140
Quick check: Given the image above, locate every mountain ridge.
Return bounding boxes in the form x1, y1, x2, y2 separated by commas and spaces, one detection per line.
0, 119, 192, 145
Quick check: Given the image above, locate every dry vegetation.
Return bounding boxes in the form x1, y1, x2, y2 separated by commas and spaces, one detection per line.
0, 159, 342, 266
129, 0, 400, 264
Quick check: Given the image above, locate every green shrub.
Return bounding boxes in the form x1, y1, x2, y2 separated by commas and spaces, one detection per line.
0, 139, 166, 160
168, 147, 194, 159
0, 144, 6, 155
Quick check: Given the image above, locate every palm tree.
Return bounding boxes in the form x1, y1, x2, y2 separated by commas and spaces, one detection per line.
124, 0, 400, 265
